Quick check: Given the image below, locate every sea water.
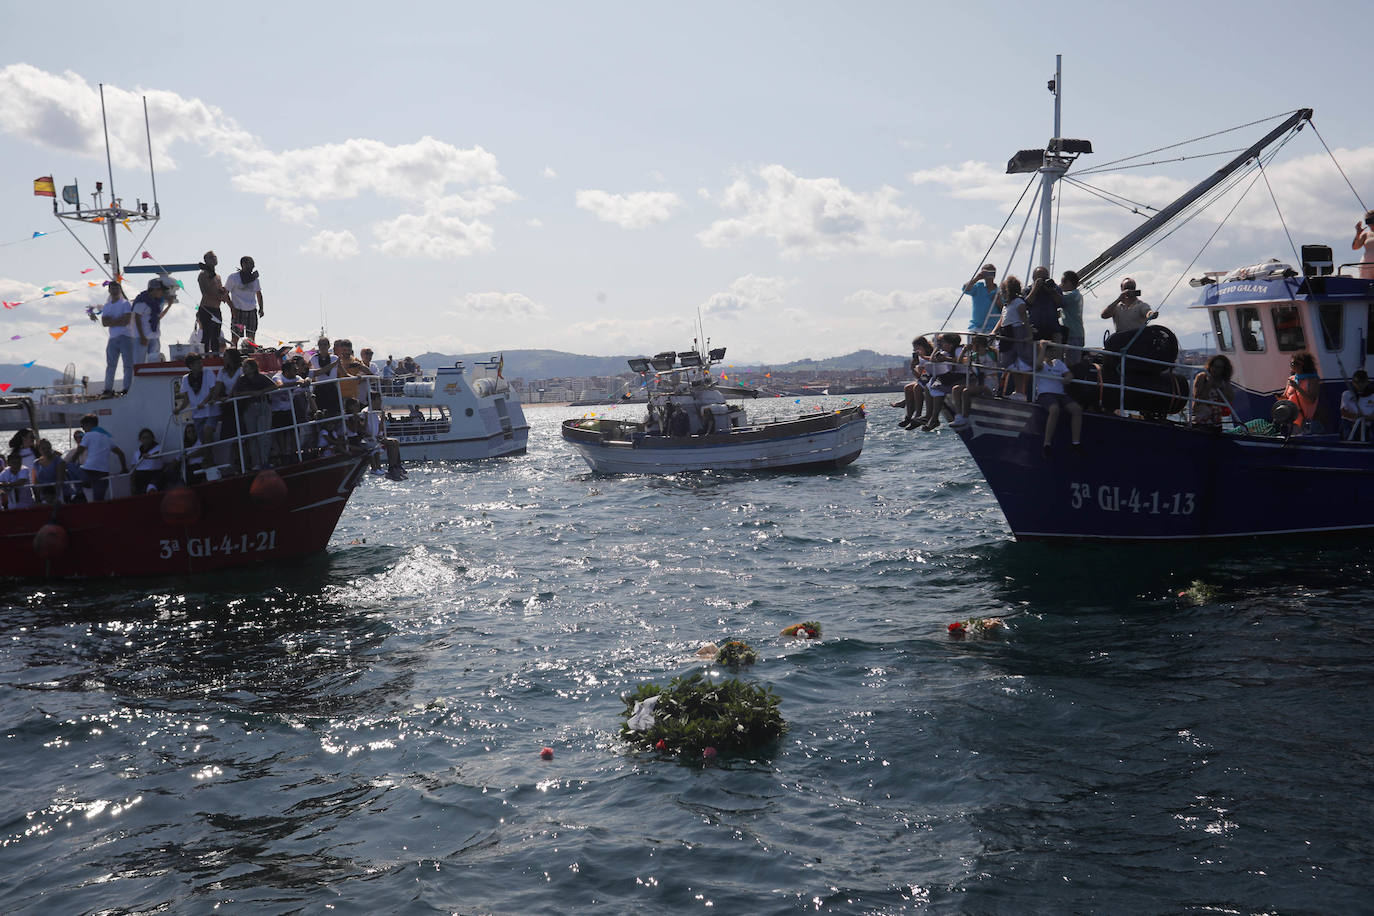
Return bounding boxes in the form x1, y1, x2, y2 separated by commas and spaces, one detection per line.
1, 397, 1370, 914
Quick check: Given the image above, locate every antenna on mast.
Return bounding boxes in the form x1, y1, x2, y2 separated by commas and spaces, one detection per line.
49, 85, 164, 281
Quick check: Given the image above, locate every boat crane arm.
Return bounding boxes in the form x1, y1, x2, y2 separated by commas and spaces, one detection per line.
1076, 108, 1313, 287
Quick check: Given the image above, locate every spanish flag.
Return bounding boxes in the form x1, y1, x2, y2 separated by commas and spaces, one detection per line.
33, 176, 55, 197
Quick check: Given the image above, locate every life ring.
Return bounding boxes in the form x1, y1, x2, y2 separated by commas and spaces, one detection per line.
33, 523, 68, 561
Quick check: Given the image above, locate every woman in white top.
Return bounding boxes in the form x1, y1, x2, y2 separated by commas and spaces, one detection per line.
992, 276, 1032, 399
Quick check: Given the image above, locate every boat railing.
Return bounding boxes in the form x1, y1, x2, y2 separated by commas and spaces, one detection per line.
1337, 261, 1374, 277
0, 375, 373, 508
928, 330, 1250, 430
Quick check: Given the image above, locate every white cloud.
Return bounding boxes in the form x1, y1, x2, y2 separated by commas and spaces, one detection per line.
0, 63, 255, 171
701, 274, 791, 320
231, 136, 505, 202
0, 66, 518, 258
266, 197, 319, 225
542, 166, 558, 179
447, 291, 548, 321
372, 204, 494, 259
300, 230, 360, 260
575, 189, 681, 229
698, 164, 921, 259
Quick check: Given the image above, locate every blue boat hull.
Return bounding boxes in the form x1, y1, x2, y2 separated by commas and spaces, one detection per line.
957, 398, 1374, 540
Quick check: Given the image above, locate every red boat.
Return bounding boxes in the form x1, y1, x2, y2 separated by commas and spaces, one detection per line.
0, 361, 371, 579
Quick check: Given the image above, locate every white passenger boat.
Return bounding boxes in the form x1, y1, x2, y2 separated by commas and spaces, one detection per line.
379, 358, 529, 461
561, 347, 866, 474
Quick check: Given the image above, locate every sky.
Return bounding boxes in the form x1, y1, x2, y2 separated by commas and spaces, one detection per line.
2, 0, 1372, 381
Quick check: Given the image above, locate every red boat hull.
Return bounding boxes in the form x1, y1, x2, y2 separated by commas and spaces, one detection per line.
0, 452, 370, 578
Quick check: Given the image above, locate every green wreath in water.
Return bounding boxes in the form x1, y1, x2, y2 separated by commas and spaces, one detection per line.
620, 671, 784, 762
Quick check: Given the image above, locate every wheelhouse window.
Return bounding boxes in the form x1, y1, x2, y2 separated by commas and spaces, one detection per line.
1317, 302, 1343, 351
1236, 307, 1266, 352
1270, 305, 1305, 351
1210, 309, 1234, 352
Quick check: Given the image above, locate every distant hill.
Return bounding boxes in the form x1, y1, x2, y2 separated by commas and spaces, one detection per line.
411, 349, 908, 378
0, 362, 69, 390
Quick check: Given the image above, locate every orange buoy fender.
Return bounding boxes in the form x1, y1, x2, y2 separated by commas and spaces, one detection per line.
249, 469, 288, 506
160, 485, 202, 525
33, 523, 68, 561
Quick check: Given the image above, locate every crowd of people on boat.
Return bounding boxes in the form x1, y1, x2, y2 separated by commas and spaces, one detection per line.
0, 334, 416, 509
894, 261, 1374, 448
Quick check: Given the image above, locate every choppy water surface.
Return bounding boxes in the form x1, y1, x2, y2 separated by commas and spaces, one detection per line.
2, 398, 1372, 914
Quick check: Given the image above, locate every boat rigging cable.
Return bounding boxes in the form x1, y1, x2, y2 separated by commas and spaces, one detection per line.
935, 172, 1039, 331
1307, 120, 1368, 212
1071, 109, 1298, 178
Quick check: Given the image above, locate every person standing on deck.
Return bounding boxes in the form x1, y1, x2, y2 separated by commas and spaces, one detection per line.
225, 256, 264, 348
100, 281, 135, 397
197, 251, 230, 355
1100, 278, 1158, 336
1352, 211, 1374, 279
1059, 270, 1085, 359
964, 264, 1000, 333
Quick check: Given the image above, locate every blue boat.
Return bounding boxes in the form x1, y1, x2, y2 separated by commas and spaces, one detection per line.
949, 58, 1374, 541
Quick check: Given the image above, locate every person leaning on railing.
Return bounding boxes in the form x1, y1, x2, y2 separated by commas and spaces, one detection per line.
1340, 369, 1374, 441
1190, 354, 1234, 430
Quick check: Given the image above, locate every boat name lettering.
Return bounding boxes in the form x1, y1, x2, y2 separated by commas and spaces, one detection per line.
1069, 484, 1195, 515
160, 530, 279, 559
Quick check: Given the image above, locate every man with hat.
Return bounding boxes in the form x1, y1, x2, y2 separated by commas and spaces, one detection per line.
132, 276, 176, 364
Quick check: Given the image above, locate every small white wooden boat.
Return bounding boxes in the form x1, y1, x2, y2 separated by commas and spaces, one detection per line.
561, 347, 866, 473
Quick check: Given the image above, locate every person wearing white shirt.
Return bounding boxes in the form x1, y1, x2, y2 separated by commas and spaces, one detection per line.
1034, 341, 1082, 456
101, 281, 135, 396
1340, 369, 1374, 440
1100, 277, 1158, 335
77, 413, 128, 501
225, 256, 264, 347
0, 452, 35, 509
178, 352, 221, 445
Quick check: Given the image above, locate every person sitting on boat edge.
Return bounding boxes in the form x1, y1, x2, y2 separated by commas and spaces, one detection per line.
1033, 341, 1082, 456
1339, 369, 1374, 441
0, 450, 36, 510
131, 429, 166, 494
60, 430, 87, 502
77, 413, 128, 501
949, 335, 998, 428
964, 264, 1001, 333
897, 336, 934, 429
991, 276, 1033, 400
1190, 354, 1234, 430
918, 334, 961, 431
1279, 351, 1321, 433
1100, 277, 1157, 336
1024, 266, 1064, 344
1352, 211, 1374, 280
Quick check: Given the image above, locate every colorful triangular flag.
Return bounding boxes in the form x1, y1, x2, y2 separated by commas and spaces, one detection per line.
21, 360, 35, 368
49, 326, 69, 340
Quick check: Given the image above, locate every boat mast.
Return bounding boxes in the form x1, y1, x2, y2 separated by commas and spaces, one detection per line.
52, 85, 162, 283
1038, 55, 1063, 271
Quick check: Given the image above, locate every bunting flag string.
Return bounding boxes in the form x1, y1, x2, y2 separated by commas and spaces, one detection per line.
0, 230, 52, 249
